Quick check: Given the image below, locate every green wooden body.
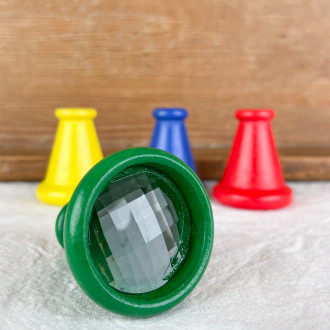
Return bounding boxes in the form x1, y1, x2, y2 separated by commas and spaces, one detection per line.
56, 147, 214, 317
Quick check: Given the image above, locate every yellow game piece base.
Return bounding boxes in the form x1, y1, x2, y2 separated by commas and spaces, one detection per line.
37, 181, 75, 206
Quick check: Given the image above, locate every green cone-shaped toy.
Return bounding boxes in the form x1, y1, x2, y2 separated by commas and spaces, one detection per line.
56, 148, 213, 317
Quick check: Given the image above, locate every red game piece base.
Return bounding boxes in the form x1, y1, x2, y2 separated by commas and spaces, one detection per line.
213, 182, 292, 210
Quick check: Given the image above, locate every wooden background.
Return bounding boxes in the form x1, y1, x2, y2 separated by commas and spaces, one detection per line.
1, 0, 330, 180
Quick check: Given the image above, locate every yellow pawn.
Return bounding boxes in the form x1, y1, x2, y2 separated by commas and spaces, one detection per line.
37, 108, 103, 205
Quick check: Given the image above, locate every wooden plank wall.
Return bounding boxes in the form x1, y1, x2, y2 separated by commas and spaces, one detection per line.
1, 1, 330, 180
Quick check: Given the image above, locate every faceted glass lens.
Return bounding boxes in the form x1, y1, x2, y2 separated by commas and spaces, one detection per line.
88, 166, 191, 294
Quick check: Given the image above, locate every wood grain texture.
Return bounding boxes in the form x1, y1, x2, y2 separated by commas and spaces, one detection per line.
2, 148, 330, 181
1, 1, 330, 180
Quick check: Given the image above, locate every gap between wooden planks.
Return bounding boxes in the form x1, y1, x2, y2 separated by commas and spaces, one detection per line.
1, 148, 330, 181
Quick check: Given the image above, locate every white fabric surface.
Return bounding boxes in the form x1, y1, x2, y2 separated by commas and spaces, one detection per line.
1, 181, 330, 329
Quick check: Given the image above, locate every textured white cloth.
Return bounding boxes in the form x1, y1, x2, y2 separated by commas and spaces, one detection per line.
1, 182, 330, 329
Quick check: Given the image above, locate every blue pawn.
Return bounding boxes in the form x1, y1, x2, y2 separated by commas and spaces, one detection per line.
150, 108, 197, 173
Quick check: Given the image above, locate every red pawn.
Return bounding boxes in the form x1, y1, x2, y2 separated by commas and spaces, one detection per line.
213, 109, 292, 210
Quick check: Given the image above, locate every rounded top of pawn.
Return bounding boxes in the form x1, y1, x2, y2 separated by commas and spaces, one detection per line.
153, 108, 188, 120
236, 109, 274, 121
55, 108, 97, 120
